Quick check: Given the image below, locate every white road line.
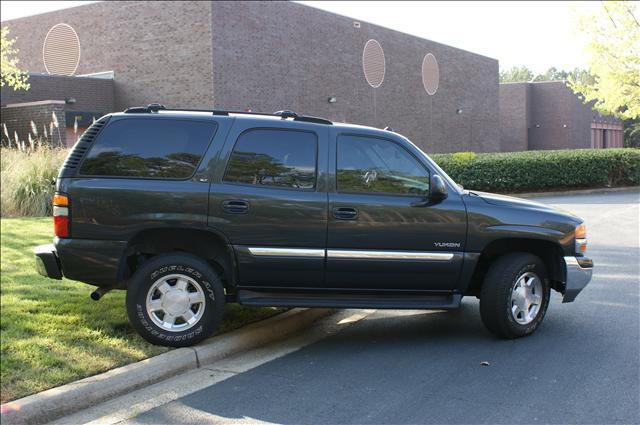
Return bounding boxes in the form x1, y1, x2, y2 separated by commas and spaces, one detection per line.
50, 310, 375, 425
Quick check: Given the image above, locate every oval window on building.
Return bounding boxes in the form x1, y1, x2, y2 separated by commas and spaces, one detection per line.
422, 53, 439, 95
43, 23, 81, 76
362, 39, 385, 88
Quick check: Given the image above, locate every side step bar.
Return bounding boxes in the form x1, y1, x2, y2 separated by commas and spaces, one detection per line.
237, 290, 462, 309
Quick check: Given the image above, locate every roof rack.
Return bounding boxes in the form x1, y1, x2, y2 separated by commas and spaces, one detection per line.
123, 104, 332, 125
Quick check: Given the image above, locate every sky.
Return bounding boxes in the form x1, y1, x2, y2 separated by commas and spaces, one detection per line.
0, 0, 599, 74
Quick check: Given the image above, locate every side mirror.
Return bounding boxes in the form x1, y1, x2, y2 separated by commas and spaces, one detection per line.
430, 174, 448, 201
411, 174, 447, 207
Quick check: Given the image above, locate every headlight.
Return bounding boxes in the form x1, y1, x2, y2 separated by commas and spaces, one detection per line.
575, 223, 587, 256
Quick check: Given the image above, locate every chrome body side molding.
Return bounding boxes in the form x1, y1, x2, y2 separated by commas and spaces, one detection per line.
244, 246, 456, 261
326, 249, 455, 261
246, 247, 325, 258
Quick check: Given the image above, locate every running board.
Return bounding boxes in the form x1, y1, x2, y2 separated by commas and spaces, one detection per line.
237, 290, 462, 309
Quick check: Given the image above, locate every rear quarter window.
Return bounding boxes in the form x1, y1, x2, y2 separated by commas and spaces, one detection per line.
79, 118, 217, 178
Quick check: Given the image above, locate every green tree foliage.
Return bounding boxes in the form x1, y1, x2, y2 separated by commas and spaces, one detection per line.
569, 1, 640, 119
1, 27, 30, 91
500, 65, 595, 85
499, 66, 534, 83
533, 67, 596, 86
623, 118, 640, 148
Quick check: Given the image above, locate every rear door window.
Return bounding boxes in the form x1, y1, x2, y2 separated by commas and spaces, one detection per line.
80, 118, 217, 178
223, 129, 317, 190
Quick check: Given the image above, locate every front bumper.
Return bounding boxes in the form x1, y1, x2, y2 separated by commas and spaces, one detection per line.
34, 244, 63, 279
562, 256, 593, 303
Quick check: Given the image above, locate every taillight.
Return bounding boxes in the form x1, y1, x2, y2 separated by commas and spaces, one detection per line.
53, 193, 70, 238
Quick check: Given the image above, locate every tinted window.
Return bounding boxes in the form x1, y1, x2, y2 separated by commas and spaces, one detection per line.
80, 119, 216, 178
224, 129, 317, 189
337, 135, 429, 195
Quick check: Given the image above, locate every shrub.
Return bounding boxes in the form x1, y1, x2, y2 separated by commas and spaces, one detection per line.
432, 148, 640, 193
1, 147, 68, 217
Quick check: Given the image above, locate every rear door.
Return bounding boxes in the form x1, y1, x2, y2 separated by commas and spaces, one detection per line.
208, 120, 329, 288
326, 132, 466, 291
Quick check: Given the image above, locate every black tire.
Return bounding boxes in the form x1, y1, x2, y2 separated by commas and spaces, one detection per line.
126, 252, 225, 347
479, 252, 550, 339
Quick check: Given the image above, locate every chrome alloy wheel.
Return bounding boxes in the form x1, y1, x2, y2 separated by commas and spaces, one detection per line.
146, 274, 206, 332
510, 271, 543, 325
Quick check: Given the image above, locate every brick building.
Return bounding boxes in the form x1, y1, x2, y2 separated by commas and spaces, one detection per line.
0, 1, 623, 152
499, 81, 624, 151
1, 1, 499, 153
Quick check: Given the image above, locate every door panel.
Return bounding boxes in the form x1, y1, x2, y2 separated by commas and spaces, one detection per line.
326, 133, 467, 291
209, 183, 326, 286
208, 123, 329, 288
327, 193, 466, 290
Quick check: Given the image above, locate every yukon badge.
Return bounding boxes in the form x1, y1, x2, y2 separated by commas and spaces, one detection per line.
434, 242, 461, 248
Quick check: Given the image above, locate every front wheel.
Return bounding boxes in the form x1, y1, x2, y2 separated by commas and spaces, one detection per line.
480, 252, 550, 339
126, 253, 225, 347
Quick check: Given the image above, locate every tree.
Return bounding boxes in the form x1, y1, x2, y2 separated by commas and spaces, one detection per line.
499, 66, 534, 83
569, 1, 640, 119
1, 27, 30, 91
499, 65, 595, 85
533, 67, 596, 86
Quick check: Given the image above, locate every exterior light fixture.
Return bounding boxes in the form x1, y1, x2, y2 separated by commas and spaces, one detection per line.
456, 108, 463, 115
535, 124, 541, 128
562, 124, 567, 128
65, 97, 76, 104
328, 96, 337, 104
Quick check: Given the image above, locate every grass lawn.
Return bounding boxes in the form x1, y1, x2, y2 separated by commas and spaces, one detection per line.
0, 217, 285, 403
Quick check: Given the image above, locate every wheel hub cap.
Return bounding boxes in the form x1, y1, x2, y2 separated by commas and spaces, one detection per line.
146, 274, 206, 332
163, 289, 190, 316
510, 271, 543, 325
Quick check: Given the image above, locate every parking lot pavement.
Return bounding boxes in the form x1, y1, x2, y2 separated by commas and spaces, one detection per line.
111, 191, 640, 424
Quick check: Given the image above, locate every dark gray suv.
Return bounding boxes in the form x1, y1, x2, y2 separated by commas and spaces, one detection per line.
34, 105, 593, 347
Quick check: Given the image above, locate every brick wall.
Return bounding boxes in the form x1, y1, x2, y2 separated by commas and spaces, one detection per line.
499, 81, 623, 151
210, 1, 500, 154
3, 1, 500, 153
2, 1, 214, 111
1, 101, 67, 147
499, 83, 530, 152
1, 73, 114, 114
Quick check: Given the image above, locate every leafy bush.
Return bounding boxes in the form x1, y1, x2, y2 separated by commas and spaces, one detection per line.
1, 147, 68, 217
432, 148, 640, 193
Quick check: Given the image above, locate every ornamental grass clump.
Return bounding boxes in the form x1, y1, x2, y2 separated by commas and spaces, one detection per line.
1, 146, 68, 217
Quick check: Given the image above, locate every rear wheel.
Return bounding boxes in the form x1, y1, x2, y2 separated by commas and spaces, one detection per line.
126, 253, 225, 347
479, 252, 550, 339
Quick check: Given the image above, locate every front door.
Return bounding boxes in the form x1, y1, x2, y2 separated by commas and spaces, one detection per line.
326, 133, 466, 291
208, 123, 328, 288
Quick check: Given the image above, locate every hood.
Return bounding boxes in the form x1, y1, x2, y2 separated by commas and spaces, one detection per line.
470, 191, 579, 218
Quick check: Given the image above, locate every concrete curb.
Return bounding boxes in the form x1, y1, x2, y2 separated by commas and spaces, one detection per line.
507, 186, 639, 199
0, 308, 334, 425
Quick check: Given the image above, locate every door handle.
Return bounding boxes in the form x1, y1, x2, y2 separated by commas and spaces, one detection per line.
222, 200, 249, 214
332, 206, 358, 220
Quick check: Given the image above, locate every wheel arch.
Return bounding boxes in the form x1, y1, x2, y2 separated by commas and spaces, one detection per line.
466, 238, 566, 295
118, 227, 237, 291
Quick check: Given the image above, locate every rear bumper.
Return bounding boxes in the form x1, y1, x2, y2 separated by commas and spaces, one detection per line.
562, 256, 593, 303
34, 244, 63, 279
34, 238, 127, 286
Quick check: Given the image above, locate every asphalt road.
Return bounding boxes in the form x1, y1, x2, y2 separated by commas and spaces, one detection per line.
127, 191, 640, 425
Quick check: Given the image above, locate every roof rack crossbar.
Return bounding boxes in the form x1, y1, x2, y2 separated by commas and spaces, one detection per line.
124, 104, 332, 125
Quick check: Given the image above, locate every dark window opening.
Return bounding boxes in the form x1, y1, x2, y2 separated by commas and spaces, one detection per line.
224, 129, 317, 190
80, 118, 217, 178
337, 135, 429, 195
